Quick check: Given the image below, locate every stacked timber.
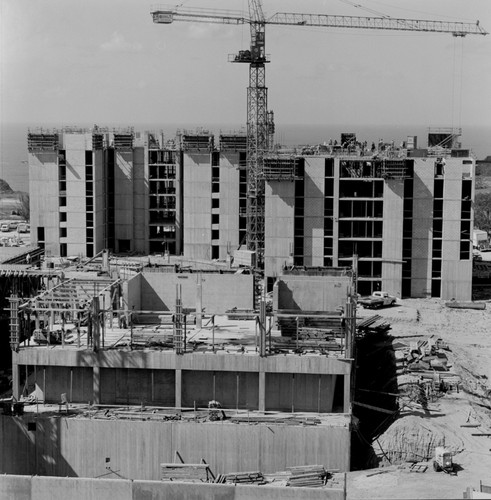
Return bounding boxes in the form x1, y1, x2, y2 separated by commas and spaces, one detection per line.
286, 465, 328, 488
445, 301, 485, 310
215, 471, 265, 485
160, 463, 212, 483
356, 315, 391, 335
225, 308, 256, 320
230, 415, 321, 425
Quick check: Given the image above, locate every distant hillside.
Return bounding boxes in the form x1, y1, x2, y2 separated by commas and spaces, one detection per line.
0, 180, 14, 194
0, 180, 29, 220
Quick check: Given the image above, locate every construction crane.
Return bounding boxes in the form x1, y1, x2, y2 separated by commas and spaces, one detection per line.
151, 3, 487, 267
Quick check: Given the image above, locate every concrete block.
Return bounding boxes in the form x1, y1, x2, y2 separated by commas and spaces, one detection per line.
31, 476, 133, 500
0, 474, 31, 500
133, 480, 235, 500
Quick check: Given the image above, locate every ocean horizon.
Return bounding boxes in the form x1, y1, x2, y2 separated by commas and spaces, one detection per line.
1, 121, 490, 193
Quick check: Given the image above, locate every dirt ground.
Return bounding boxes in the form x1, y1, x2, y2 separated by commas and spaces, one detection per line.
347, 298, 491, 499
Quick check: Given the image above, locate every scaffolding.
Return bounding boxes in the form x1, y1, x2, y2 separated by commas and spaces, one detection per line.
218, 134, 247, 152
180, 133, 214, 152
27, 133, 59, 152
381, 159, 412, 180
92, 133, 104, 150
113, 133, 134, 151
262, 156, 298, 181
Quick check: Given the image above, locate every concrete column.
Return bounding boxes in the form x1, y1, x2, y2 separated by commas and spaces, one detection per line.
343, 374, 351, 413
175, 369, 182, 410
258, 371, 266, 413
196, 274, 202, 329
11, 354, 20, 401
93, 365, 101, 405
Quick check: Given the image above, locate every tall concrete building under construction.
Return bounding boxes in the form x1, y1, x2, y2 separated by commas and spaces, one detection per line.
28, 126, 475, 300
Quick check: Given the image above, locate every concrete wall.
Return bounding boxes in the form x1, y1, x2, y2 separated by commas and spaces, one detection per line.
124, 273, 142, 312
381, 179, 404, 297
182, 370, 259, 410
411, 158, 474, 300
440, 158, 473, 300
94, 149, 106, 254
274, 275, 351, 311
218, 153, 241, 259
0, 416, 351, 478
140, 271, 254, 313
265, 180, 295, 277
33, 366, 93, 403
29, 150, 59, 255
0, 475, 345, 500
15, 350, 351, 410
15, 349, 352, 376
132, 146, 147, 254
100, 368, 175, 406
114, 151, 134, 251
63, 134, 88, 257
183, 152, 212, 259
265, 373, 338, 413
303, 158, 326, 268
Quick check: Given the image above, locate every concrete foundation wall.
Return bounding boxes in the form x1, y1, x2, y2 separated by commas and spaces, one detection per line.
33, 366, 93, 403
100, 368, 175, 406
265, 373, 337, 413
0, 416, 350, 478
0, 475, 345, 500
181, 370, 259, 410
140, 272, 254, 313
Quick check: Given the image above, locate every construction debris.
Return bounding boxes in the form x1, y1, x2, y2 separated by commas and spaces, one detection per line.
215, 471, 265, 485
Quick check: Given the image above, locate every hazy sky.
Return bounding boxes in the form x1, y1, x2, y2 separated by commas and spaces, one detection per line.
1, 0, 490, 129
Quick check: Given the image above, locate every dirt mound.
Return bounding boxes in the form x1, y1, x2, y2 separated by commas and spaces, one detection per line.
376, 414, 464, 465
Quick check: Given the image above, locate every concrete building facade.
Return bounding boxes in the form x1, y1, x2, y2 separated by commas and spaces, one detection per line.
28, 127, 475, 300
28, 128, 245, 262
264, 155, 474, 300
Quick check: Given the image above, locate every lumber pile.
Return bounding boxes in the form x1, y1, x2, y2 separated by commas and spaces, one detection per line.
356, 315, 391, 335
445, 301, 485, 310
160, 463, 212, 483
215, 471, 265, 485
230, 415, 321, 425
286, 465, 328, 488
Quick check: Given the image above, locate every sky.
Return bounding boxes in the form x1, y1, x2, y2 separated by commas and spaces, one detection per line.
1, 0, 491, 129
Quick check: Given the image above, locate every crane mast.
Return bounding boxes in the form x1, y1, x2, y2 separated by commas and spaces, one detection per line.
232, 0, 269, 264
151, 2, 487, 269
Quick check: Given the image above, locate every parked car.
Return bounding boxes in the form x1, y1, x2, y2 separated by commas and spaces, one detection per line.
358, 291, 397, 309
0, 223, 9, 232
17, 223, 28, 233
9, 221, 18, 230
